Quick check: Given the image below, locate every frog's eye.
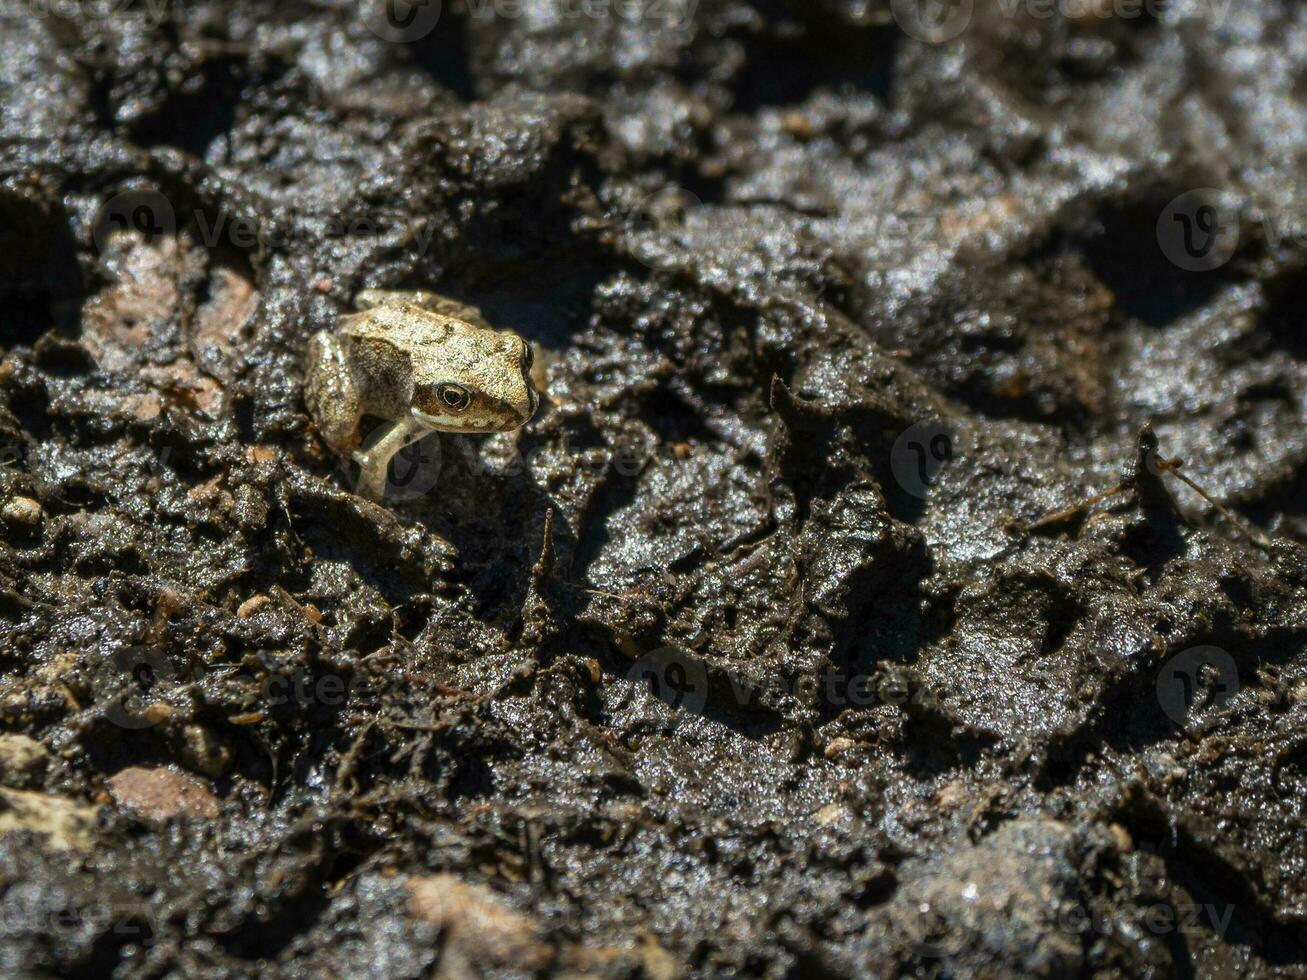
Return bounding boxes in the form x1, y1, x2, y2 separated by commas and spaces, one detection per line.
436, 382, 471, 412
522, 343, 533, 371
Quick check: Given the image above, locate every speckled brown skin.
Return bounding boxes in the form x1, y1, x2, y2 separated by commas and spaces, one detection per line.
305, 292, 538, 499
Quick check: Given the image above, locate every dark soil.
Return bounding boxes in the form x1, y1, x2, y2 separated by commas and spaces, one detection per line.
2, 1, 1307, 976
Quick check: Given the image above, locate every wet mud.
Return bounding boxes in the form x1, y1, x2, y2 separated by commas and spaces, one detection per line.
1, 1, 1306, 976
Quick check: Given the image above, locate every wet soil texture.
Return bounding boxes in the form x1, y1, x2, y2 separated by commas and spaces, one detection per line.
2, 1, 1307, 976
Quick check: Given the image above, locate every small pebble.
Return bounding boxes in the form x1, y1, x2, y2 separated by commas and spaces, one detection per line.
232, 483, 269, 528
0, 788, 98, 851
179, 724, 232, 779
107, 766, 219, 822
0, 733, 48, 787
237, 594, 271, 619
1, 496, 43, 526
813, 802, 851, 826
824, 737, 856, 759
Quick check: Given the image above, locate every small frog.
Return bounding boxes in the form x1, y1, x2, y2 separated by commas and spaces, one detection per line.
305, 289, 539, 500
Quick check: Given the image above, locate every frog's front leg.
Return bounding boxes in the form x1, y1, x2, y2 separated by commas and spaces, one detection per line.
306, 330, 362, 455
353, 415, 434, 501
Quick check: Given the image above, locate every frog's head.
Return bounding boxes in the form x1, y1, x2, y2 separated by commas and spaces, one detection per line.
410, 322, 538, 433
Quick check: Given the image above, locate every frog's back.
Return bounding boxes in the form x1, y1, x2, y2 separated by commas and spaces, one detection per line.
339, 303, 455, 347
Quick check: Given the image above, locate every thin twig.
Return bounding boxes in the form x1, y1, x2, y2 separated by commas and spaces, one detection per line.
1025, 483, 1126, 532
1164, 462, 1272, 549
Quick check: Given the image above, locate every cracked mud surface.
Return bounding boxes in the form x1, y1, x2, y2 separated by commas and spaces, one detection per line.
2, 1, 1307, 976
